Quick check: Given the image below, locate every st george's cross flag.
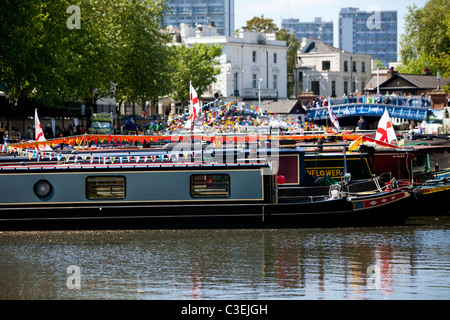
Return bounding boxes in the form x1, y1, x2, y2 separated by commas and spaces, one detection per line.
327, 105, 340, 132
375, 109, 397, 143
35, 108, 52, 151
185, 82, 199, 130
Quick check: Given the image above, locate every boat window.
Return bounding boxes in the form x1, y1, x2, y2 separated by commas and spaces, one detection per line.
33, 179, 53, 199
86, 176, 126, 200
190, 174, 230, 198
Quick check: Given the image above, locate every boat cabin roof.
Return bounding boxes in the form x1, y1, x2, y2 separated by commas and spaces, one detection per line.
0, 160, 272, 172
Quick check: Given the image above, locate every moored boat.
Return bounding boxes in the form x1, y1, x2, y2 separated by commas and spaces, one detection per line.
416, 177, 450, 215
0, 146, 418, 230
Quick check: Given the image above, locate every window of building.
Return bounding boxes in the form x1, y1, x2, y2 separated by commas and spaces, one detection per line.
298, 71, 303, 93
331, 80, 336, 97
273, 53, 277, 64
252, 74, 257, 88
344, 61, 348, 72
86, 176, 126, 200
344, 81, 348, 95
273, 75, 278, 89
311, 81, 320, 95
361, 62, 366, 73
353, 61, 357, 72
322, 61, 331, 71
190, 174, 230, 198
252, 50, 257, 63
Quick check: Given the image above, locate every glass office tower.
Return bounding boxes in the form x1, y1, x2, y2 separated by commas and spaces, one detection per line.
163, 0, 235, 37
339, 7, 397, 68
281, 17, 334, 47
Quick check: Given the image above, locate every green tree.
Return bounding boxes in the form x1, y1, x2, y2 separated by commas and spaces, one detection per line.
246, 15, 279, 34
0, 1, 66, 105
0, 0, 174, 114
398, 0, 450, 91
375, 59, 387, 70
61, 0, 121, 107
114, 0, 172, 107
169, 43, 222, 106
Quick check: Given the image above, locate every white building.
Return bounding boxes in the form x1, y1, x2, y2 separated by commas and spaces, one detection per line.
179, 24, 288, 103
297, 38, 372, 98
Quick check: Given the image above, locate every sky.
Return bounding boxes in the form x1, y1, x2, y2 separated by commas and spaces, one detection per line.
234, 0, 429, 48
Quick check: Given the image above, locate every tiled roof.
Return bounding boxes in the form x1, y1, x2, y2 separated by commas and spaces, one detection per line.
365, 73, 450, 91
399, 74, 450, 89
300, 39, 351, 55
260, 100, 304, 114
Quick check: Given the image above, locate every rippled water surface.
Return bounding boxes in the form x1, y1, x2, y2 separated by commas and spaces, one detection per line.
0, 220, 449, 300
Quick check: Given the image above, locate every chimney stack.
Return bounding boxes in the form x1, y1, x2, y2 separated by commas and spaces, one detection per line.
422, 67, 431, 75
387, 66, 397, 80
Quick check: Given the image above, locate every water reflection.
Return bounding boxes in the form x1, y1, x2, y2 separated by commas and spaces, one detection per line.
0, 226, 449, 300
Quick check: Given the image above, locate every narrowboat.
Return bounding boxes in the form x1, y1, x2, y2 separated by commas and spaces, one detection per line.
345, 142, 450, 216
417, 178, 450, 214
0, 147, 417, 230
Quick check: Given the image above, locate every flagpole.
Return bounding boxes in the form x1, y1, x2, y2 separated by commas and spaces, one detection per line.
189, 81, 193, 137
377, 67, 379, 95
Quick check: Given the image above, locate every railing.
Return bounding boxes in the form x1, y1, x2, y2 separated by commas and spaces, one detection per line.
308, 95, 431, 109
306, 104, 429, 121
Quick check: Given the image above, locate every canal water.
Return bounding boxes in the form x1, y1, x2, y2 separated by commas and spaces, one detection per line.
0, 217, 449, 300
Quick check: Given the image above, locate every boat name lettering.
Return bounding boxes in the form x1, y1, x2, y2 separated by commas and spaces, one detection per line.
307, 169, 342, 178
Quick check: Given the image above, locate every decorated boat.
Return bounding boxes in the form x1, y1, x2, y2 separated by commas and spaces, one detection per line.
0, 142, 418, 230
348, 137, 450, 216
0, 132, 389, 194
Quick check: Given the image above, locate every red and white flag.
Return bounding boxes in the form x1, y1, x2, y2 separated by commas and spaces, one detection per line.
375, 109, 397, 143
327, 105, 340, 132
35, 108, 52, 151
185, 82, 199, 130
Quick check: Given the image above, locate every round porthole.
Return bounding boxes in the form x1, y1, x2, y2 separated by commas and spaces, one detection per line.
33, 179, 53, 199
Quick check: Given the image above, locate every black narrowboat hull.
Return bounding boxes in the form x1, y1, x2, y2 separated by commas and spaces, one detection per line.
0, 189, 415, 230
415, 179, 450, 215
267, 188, 414, 228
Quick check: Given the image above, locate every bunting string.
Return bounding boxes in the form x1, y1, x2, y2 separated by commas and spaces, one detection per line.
0, 133, 398, 164
2, 133, 364, 150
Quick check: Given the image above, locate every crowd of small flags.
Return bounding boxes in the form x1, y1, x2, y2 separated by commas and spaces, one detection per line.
0, 132, 400, 167
0, 145, 171, 163
0, 146, 202, 164
0, 84, 400, 163
167, 98, 302, 130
